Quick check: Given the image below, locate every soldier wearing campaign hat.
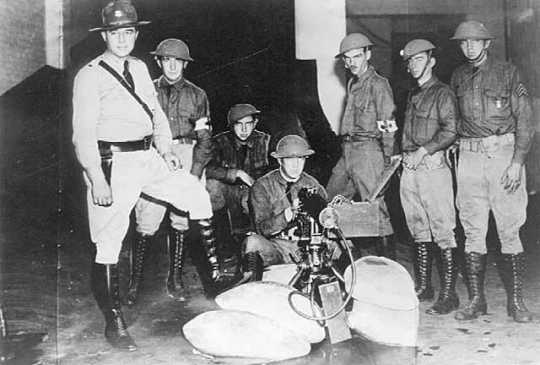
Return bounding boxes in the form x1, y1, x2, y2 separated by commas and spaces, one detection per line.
72, 0, 225, 350
450, 20, 534, 323
399, 39, 459, 315
205, 104, 271, 257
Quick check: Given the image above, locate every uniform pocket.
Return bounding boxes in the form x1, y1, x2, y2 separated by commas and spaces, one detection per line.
484, 88, 511, 121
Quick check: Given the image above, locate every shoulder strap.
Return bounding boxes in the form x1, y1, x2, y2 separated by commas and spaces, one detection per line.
98, 60, 154, 120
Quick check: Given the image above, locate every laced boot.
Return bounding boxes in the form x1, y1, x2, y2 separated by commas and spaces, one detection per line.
375, 235, 397, 260
455, 252, 487, 320
414, 242, 434, 301
242, 251, 264, 283
501, 253, 533, 323
91, 263, 137, 351
126, 233, 150, 306
426, 248, 459, 315
167, 228, 187, 301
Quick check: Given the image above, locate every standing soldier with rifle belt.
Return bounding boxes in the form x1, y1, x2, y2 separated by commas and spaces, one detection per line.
450, 20, 534, 323
72, 0, 224, 351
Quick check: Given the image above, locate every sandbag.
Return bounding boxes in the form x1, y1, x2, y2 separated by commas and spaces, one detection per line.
183, 310, 310, 361
216, 281, 325, 344
343, 256, 418, 346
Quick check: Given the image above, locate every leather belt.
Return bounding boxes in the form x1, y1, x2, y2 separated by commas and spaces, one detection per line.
98, 135, 153, 155
340, 134, 378, 143
172, 136, 196, 145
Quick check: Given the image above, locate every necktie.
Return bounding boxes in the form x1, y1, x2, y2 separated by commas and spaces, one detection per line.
123, 60, 135, 91
238, 144, 248, 170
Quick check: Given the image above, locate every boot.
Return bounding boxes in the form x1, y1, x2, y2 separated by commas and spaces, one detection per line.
414, 242, 434, 301
375, 235, 397, 260
500, 253, 533, 323
91, 263, 137, 351
426, 248, 459, 315
167, 229, 186, 301
242, 251, 264, 282
197, 218, 223, 285
455, 252, 487, 320
126, 233, 150, 306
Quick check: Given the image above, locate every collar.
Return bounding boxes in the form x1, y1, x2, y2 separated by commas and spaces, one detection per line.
157, 75, 187, 90
230, 131, 257, 149
278, 168, 301, 184
101, 51, 130, 72
354, 64, 375, 85
419, 75, 438, 90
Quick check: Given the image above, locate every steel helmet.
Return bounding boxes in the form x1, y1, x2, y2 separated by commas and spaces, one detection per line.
450, 20, 494, 40
271, 135, 314, 159
227, 104, 261, 126
150, 38, 194, 61
335, 33, 374, 58
400, 39, 436, 60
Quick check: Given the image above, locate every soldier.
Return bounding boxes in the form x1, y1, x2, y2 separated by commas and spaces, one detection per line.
242, 135, 328, 281
72, 0, 222, 350
205, 104, 271, 253
450, 20, 534, 322
327, 33, 398, 259
129, 38, 213, 304
399, 39, 459, 315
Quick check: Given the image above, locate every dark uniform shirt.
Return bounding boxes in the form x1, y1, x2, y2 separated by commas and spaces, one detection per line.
340, 65, 396, 157
402, 76, 458, 154
154, 75, 212, 177
450, 56, 534, 164
249, 169, 327, 237
206, 130, 271, 183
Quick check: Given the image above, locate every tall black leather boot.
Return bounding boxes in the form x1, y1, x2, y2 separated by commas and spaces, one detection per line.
375, 235, 397, 260
414, 241, 434, 301
167, 228, 186, 301
242, 251, 264, 282
500, 253, 533, 323
126, 233, 150, 306
426, 248, 459, 315
91, 263, 137, 351
455, 252, 487, 320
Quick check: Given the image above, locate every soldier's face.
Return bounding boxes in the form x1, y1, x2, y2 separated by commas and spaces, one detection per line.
279, 157, 306, 180
101, 27, 138, 58
459, 39, 490, 60
160, 57, 186, 83
407, 52, 432, 79
233, 115, 256, 141
342, 48, 371, 76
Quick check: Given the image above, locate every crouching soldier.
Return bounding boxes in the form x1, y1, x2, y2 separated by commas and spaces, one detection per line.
400, 39, 459, 315
206, 104, 271, 255
241, 135, 328, 281
130, 38, 216, 304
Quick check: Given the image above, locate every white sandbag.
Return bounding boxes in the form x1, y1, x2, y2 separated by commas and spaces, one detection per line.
343, 256, 419, 346
183, 310, 310, 361
216, 281, 325, 344
262, 263, 298, 285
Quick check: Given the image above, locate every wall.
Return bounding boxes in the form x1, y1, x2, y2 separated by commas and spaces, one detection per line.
0, 0, 46, 95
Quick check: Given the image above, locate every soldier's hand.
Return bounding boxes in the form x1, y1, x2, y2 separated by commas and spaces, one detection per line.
162, 152, 181, 171
211, 267, 222, 282
194, 117, 210, 131
501, 162, 523, 193
403, 147, 428, 170
91, 177, 113, 206
236, 170, 255, 187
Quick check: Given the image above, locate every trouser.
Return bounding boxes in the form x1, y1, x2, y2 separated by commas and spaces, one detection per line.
400, 151, 457, 249
85, 148, 212, 264
456, 135, 527, 254
243, 234, 299, 266
326, 140, 393, 236
134, 141, 205, 234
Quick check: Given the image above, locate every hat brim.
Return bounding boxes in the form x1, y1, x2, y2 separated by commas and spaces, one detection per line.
270, 149, 315, 159
450, 35, 495, 40
89, 20, 151, 32
149, 51, 194, 62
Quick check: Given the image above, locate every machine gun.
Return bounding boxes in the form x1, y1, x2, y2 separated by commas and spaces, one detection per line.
287, 188, 356, 323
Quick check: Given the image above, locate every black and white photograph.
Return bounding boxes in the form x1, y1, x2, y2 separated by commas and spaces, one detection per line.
1, 0, 539, 364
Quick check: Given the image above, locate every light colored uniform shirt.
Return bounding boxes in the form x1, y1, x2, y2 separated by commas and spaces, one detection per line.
72, 51, 172, 172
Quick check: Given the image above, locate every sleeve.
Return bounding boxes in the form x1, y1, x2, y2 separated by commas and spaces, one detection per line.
423, 87, 458, 154
509, 66, 534, 164
72, 65, 102, 172
140, 62, 172, 155
249, 180, 289, 236
191, 128, 213, 178
205, 136, 239, 182
374, 79, 397, 157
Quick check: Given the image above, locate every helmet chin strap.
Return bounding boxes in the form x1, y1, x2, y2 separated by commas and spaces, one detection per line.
467, 48, 487, 65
